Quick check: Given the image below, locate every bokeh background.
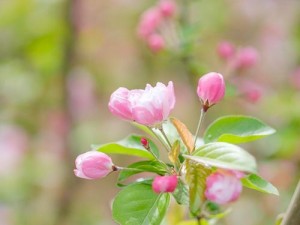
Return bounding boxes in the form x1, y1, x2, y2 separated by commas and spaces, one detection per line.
1, 0, 300, 224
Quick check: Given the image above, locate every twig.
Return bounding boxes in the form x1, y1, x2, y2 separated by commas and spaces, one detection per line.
281, 180, 300, 225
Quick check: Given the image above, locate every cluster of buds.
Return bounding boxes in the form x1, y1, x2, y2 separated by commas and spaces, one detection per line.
137, 0, 177, 53
217, 41, 258, 71
217, 41, 262, 103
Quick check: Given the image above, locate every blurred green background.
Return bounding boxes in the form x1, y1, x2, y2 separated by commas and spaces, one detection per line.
1, 0, 300, 224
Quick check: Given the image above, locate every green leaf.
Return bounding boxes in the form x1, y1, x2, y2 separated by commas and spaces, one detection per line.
204, 115, 276, 144
186, 160, 212, 215
112, 182, 170, 225
169, 140, 181, 167
241, 174, 279, 195
186, 142, 257, 173
118, 161, 167, 183
172, 179, 189, 205
93, 135, 159, 160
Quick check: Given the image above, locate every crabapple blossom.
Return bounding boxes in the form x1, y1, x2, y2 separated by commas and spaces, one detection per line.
137, 7, 162, 39
147, 33, 165, 53
74, 151, 114, 180
234, 47, 258, 69
217, 41, 235, 60
158, 0, 177, 18
205, 170, 243, 205
108, 81, 176, 126
197, 72, 225, 110
152, 175, 178, 193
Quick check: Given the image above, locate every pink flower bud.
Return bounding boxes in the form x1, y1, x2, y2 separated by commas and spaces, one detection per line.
217, 41, 235, 60
234, 47, 258, 69
140, 137, 149, 149
205, 170, 242, 205
147, 34, 165, 53
137, 7, 162, 39
158, 0, 177, 18
74, 151, 114, 180
197, 72, 225, 109
152, 175, 178, 193
108, 81, 176, 126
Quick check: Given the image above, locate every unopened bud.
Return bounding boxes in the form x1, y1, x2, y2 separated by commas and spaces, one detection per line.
141, 137, 149, 149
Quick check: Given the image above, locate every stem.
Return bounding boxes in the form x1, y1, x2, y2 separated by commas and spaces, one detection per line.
147, 127, 170, 152
281, 180, 300, 225
159, 127, 172, 149
193, 108, 205, 150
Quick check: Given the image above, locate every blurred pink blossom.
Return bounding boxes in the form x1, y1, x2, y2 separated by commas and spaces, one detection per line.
239, 82, 263, 103
147, 33, 165, 53
205, 170, 243, 205
158, 0, 177, 18
137, 7, 162, 39
67, 72, 98, 120
0, 125, 28, 175
152, 175, 178, 193
109, 81, 175, 126
74, 151, 114, 180
233, 47, 258, 69
217, 41, 235, 60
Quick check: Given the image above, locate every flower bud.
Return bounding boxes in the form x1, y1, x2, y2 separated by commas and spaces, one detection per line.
158, 0, 177, 18
147, 34, 165, 53
137, 7, 162, 39
234, 47, 258, 69
197, 72, 225, 110
152, 175, 178, 193
205, 170, 242, 205
74, 151, 114, 180
140, 137, 149, 149
217, 41, 235, 60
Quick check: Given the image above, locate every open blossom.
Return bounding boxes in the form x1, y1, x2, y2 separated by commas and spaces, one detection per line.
108, 81, 175, 126
74, 151, 114, 180
205, 170, 243, 205
197, 72, 225, 110
152, 175, 178, 193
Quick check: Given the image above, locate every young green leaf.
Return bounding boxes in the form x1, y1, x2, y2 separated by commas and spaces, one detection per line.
186, 160, 212, 216
112, 182, 170, 225
172, 179, 189, 205
92, 135, 159, 159
186, 142, 257, 173
118, 161, 167, 183
204, 115, 276, 144
171, 117, 195, 153
169, 140, 181, 167
242, 174, 279, 195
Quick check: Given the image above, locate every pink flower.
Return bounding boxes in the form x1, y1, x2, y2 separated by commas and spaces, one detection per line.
137, 7, 162, 39
152, 175, 178, 193
108, 87, 133, 121
233, 47, 258, 69
197, 72, 225, 110
74, 151, 114, 180
147, 34, 165, 53
108, 81, 176, 126
205, 170, 243, 205
217, 41, 235, 60
158, 0, 177, 18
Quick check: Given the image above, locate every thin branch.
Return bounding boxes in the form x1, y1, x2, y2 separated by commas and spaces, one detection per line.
281, 180, 300, 225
